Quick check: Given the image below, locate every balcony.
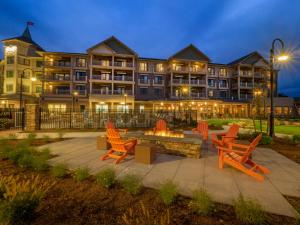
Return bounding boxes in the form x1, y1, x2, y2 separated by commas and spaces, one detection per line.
44, 75, 71, 82
172, 66, 189, 73
240, 82, 253, 89
91, 89, 133, 96
190, 67, 206, 74
44, 89, 71, 96
153, 80, 164, 85
44, 61, 71, 68
91, 75, 112, 81
254, 72, 267, 78
114, 62, 133, 68
239, 71, 253, 77
92, 60, 112, 67
114, 76, 134, 82
75, 90, 87, 96
240, 93, 253, 100
113, 90, 133, 95
190, 79, 206, 86
219, 84, 229, 89
74, 76, 87, 82
207, 72, 217, 77
138, 79, 150, 85
190, 92, 206, 99
172, 78, 189, 85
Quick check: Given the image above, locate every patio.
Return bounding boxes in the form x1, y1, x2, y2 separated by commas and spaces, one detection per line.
43, 132, 300, 218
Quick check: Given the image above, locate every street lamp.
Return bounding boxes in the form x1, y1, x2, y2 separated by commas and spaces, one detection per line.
269, 38, 290, 137
72, 91, 78, 113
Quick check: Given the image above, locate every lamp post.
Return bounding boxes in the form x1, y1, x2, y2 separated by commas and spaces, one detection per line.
269, 38, 289, 137
72, 91, 78, 113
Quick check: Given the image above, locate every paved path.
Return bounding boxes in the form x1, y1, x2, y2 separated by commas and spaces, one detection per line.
40, 136, 300, 218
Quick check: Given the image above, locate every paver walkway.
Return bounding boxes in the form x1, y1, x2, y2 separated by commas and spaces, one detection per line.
42, 135, 300, 218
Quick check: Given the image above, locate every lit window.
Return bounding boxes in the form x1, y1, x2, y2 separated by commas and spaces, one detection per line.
6, 71, 14, 78
48, 104, 66, 112
220, 68, 227, 76
139, 62, 148, 71
35, 86, 42, 93
208, 67, 215, 75
156, 63, 163, 72
6, 56, 15, 64
76, 58, 86, 67
208, 90, 214, 97
139, 105, 145, 113
6, 84, 13, 92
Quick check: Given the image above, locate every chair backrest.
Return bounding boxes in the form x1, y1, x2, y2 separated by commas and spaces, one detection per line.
198, 121, 208, 131
155, 119, 167, 131
106, 121, 115, 129
109, 138, 127, 152
106, 128, 121, 141
241, 133, 262, 162
223, 124, 240, 144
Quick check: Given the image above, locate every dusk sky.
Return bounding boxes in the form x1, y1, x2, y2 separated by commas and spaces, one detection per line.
0, 0, 299, 96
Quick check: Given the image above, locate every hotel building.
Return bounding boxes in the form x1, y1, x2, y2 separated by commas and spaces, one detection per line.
0, 25, 297, 118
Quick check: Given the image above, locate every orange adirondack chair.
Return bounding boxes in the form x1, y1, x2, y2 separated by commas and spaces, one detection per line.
211, 124, 240, 147
106, 120, 128, 133
101, 128, 137, 164
153, 119, 168, 133
192, 121, 209, 141
218, 133, 270, 181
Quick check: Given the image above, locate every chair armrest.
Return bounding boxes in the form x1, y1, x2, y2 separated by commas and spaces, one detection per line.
229, 142, 249, 149
218, 147, 247, 154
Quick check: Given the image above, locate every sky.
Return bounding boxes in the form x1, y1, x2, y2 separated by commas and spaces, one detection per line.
0, 0, 299, 96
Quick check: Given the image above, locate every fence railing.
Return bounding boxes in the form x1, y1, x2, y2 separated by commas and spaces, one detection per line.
0, 108, 25, 130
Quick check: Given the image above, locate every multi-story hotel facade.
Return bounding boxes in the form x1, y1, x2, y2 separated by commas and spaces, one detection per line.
0, 25, 297, 118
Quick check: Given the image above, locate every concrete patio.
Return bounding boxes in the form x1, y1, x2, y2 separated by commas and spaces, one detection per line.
42, 135, 300, 218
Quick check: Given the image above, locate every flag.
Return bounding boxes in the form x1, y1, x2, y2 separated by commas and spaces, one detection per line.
27, 21, 34, 26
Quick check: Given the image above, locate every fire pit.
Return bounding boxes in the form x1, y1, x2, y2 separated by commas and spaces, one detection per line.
126, 131, 202, 158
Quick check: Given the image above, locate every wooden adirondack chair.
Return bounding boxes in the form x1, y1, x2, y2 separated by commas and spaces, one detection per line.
211, 124, 240, 147
192, 121, 209, 141
102, 128, 137, 164
218, 133, 270, 181
153, 119, 168, 133
106, 120, 128, 133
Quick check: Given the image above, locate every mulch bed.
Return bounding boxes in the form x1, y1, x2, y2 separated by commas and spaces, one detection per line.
0, 160, 298, 225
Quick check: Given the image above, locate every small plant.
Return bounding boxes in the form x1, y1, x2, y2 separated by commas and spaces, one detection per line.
26, 133, 37, 145
120, 174, 142, 195
234, 195, 266, 225
74, 167, 90, 182
260, 134, 272, 145
51, 163, 68, 178
57, 132, 65, 139
293, 134, 300, 144
0, 174, 55, 225
95, 168, 116, 188
189, 189, 214, 215
159, 180, 178, 206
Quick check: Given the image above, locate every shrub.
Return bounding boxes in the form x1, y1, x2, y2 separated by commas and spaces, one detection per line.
120, 174, 142, 195
234, 195, 266, 225
189, 189, 214, 215
159, 180, 178, 206
74, 167, 90, 182
51, 163, 68, 178
0, 175, 55, 225
260, 135, 272, 145
57, 132, 65, 139
26, 133, 37, 145
31, 156, 49, 172
95, 168, 116, 188
0, 140, 12, 160
293, 134, 300, 144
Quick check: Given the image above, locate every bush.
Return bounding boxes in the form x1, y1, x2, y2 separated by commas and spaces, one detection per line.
0, 175, 55, 225
189, 189, 214, 215
31, 156, 49, 172
159, 180, 178, 206
51, 163, 68, 178
0, 140, 12, 160
260, 135, 272, 145
120, 174, 142, 195
293, 134, 300, 144
234, 195, 266, 225
95, 168, 116, 189
74, 167, 90, 182
26, 133, 37, 145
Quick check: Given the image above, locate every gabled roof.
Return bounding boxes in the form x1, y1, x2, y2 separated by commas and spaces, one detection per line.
87, 36, 137, 55
228, 51, 268, 66
2, 26, 44, 52
169, 44, 210, 62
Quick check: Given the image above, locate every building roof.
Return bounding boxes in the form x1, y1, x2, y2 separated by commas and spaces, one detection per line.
228, 51, 268, 66
87, 36, 137, 55
2, 26, 44, 52
169, 44, 210, 62
139, 57, 167, 61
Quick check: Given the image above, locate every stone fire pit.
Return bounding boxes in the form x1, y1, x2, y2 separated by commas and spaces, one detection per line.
126, 131, 202, 158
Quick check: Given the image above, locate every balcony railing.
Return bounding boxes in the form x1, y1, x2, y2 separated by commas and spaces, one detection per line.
172, 78, 189, 84
208, 73, 217, 77
92, 60, 112, 67
91, 75, 112, 81
44, 61, 71, 67
75, 90, 87, 95
239, 71, 252, 77
114, 62, 133, 68
74, 76, 87, 82
172, 67, 189, 72
114, 76, 133, 82
240, 82, 253, 88
153, 80, 164, 85
219, 84, 229, 89
44, 89, 71, 95
190, 67, 206, 73
91, 90, 133, 95
240, 94, 253, 100
190, 79, 206, 86
139, 79, 150, 84
254, 72, 266, 78
44, 75, 71, 81
113, 90, 133, 95
190, 92, 206, 98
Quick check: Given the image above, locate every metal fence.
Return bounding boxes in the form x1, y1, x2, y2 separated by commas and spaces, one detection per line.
0, 108, 25, 130
38, 109, 198, 129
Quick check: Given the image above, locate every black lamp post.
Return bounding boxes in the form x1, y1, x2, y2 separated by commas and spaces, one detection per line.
269, 38, 289, 137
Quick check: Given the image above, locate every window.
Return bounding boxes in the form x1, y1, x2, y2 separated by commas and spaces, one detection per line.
219, 68, 227, 76
76, 58, 86, 67
219, 80, 228, 88
22, 85, 30, 93
6, 84, 13, 92
75, 71, 86, 81
17, 57, 30, 66
6, 56, 14, 64
117, 105, 129, 113
6, 71, 14, 78
54, 73, 70, 81
100, 72, 111, 80
35, 86, 42, 93
154, 75, 163, 84
139, 74, 149, 84
139, 105, 145, 113
139, 87, 148, 95
96, 104, 108, 112
18, 70, 30, 79
139, 62, 148, 71
156, 63, 163, 72
208, 90, 214, 97
208, 67, 215, 75
48, 104, 66, 112
220, 91, 227, 98
154, 88, 162, 96
36, 61, 43, 67
80, 105, 85, 112
208, 79, 215, 87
